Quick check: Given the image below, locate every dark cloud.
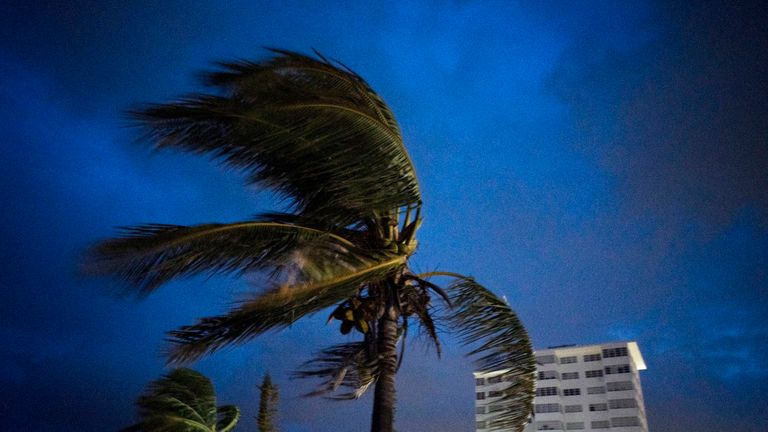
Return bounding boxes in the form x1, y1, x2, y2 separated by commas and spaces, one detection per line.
1, 1, 766, 431
548, 0, 768, 231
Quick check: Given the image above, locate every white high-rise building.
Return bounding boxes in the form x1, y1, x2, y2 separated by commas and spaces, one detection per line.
475, 341, 648, 432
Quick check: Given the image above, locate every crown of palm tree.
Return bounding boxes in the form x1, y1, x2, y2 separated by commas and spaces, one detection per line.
122, 368, 239, 432
88, 49, 534, 431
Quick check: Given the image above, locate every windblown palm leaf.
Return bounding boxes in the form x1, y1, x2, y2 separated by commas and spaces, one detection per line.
167, 256, 406, 364
443, 276, 536, 431
90, 49, 534, 432
133, 49, 420, 225
86, 220, 372, 294
293, 341, 379, 400
122, 368, 240, 432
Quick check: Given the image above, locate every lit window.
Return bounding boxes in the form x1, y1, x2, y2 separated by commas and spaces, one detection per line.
606, 381, 633, 391
609, 399, 637, 409
560, 356, 577, 364
589, 403, 608, 412
561, 372, 579, 380
585, 369, 603, 378
563, 388, 581, 396
536, 387, 558, 397
566, 422, 584, 430
583, 353, 601, 362
564, 405, 582, 413
591, 420, 610, 429
602, 347, 629, 358
587, 386, 606, 394
611, 417, 640, 427
476, 392, 486, 400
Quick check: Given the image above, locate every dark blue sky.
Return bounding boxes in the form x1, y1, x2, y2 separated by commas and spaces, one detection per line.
1, 1, 766, 431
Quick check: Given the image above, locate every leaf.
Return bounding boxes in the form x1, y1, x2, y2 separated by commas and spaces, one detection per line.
85, 220, 369, 294
166, 256, 406, 364
443, 276, 535, 432
293, 341, 379, 400
131, 50, 421, 226
122, 368, 239, 432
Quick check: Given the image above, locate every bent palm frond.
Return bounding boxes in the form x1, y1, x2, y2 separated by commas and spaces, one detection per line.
215, 405, 240, 432
293, 341, 379, 400
123, 368, 239, 432
443, 276, 535, 432
132, 50, 420, 225
167, 256, 407, 364
85, 220, 368, 294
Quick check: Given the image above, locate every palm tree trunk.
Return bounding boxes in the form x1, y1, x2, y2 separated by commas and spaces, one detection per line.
370, 285, 399, 432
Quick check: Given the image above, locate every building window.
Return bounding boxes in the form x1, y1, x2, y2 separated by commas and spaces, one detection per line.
585, 370, 603, 378
611, 417, 640, 427
561, 372, 579, 380
566, 422, 585, 430
609, 398, 638, 409
563, 388, 581, 396
475, 378, 485, 386
536, 355, 556, 365
487, 375, 502, 384
476, 406, 486, 414
602, 347, 629, 358
606, 381, 633, 391
604, 364, 631, 375
589, 403, 608, 412
587, 386, 606, 394
535, 403, 561, 414
488, 390, 504, 398
560, 356, 577, 364
536, 387, 558, 397
489, 404, 506, 413
476, 392, 485, 400
583, 353, 601, 362
564, 405, 583, 413
591, 420, 610, 429
476, 420, 487, 430
537, 421, 563, 431
538, 370, 558, 380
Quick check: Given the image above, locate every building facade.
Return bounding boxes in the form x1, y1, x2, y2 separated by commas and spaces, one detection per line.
475, 341, 648, 432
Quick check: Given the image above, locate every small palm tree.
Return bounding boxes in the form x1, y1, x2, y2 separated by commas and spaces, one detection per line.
122, 368, 239, 432
256, 373, 279, 432
89, 49, 534, 432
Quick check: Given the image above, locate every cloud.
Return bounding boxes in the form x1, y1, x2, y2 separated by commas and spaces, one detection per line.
547, 0, 768, 232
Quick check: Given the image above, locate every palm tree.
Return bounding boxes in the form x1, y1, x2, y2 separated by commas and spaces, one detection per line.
88, 49, 535, 432
122, 368, 239, 432
256, 373, 279, 432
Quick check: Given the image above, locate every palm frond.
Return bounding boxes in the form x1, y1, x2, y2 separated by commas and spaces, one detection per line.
398, 282, 441, 358
215, 405, 240, 432
293, 341, 379, 400
444, 276, 535, 432
132, 50, 420, 225
123, 368, 237, 432
85, 220, 369, 294
167, 256, 407, 364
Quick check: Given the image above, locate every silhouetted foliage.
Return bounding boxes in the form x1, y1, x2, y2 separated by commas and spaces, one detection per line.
89, 49, 535, 432
121, 368, 239, 432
